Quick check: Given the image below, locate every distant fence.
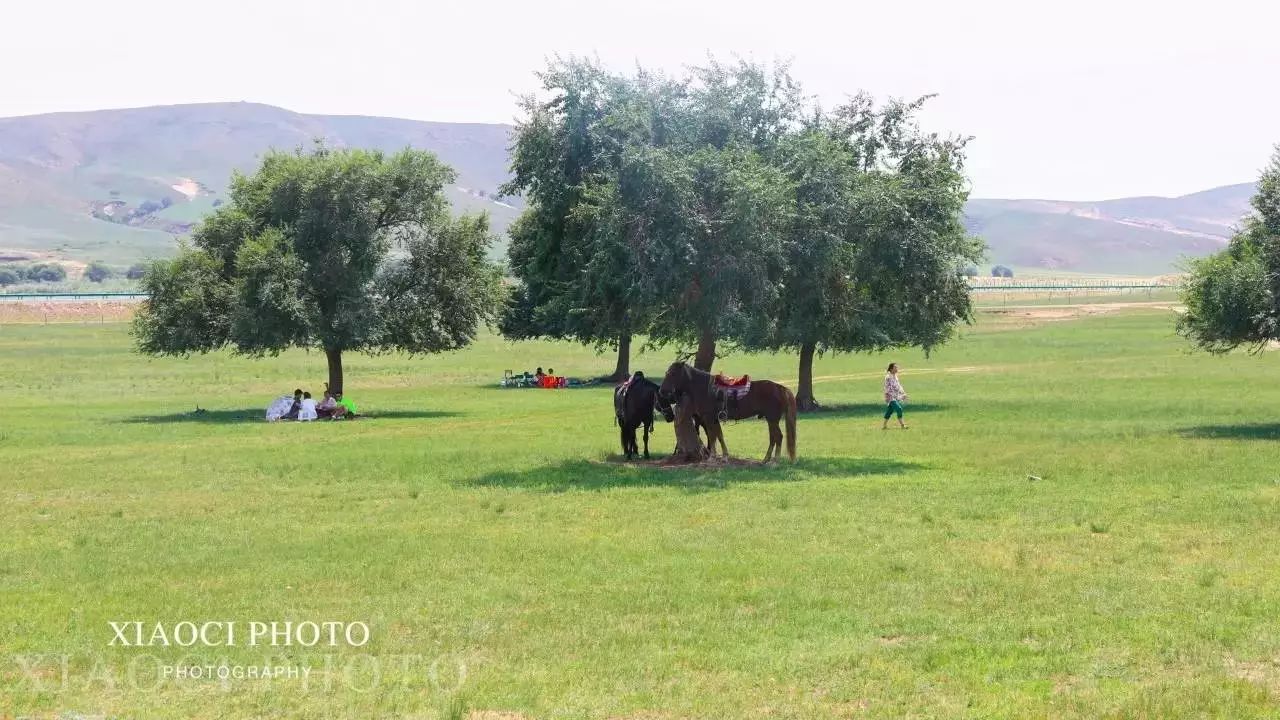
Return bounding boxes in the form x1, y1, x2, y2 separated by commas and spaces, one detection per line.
0, 292, 148, 302
968, 283, 1171, 292
966, 278, 1179, 306
1, 284, 1180, 303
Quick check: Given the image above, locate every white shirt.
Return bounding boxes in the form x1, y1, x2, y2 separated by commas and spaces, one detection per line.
298, 398, 318, 421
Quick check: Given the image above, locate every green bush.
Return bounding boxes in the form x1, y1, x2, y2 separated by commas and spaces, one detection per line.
0, 266, 21, 286
85, 261, 113, 283
26, 263, 67, 283
126, 263, 148, 280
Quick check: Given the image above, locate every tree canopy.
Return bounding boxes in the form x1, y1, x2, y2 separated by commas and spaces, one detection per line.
501, 58, 689, 379
1178, 148, 1280, 353
504, 57, 981, 410
759, 95, 981, 408
133, 144, 505, 394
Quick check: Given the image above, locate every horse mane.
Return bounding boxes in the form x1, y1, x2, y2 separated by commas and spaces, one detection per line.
682, 363, 712, 383
674, 362, 714, 390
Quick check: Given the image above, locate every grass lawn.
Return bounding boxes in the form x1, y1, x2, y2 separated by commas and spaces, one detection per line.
3, 308, 1280, 718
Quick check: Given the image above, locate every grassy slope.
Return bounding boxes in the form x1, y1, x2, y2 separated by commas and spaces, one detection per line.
0, 104, 519, 266
964, 207, 1226, 276
965, 184, 1252, 275
3, 311, 1280, 718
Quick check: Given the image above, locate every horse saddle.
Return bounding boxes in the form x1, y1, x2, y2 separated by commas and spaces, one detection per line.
714, 373, 751, 393
712, 373, 751, 420
618, 371, 644, 398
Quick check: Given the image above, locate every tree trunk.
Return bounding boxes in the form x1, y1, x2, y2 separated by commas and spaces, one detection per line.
693, 326, 717, 371
671, 402, 709, 463
325, 347, 344, 396
796, 341, 820, 412
605, 333, 631, 383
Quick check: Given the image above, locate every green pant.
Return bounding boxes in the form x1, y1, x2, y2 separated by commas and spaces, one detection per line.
883, 400, 904, 420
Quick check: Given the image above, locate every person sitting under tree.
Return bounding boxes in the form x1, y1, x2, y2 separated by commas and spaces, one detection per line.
316, 389, 339, 418
335, 392, 357, 418
298, 391, 317, 421
282, 388, 304, 421
882, 363, 909, 430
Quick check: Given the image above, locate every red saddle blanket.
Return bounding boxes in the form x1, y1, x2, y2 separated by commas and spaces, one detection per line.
714, 373, 750, 389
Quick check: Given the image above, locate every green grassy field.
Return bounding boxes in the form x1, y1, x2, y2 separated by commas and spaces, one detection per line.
3, 309, 1280, 719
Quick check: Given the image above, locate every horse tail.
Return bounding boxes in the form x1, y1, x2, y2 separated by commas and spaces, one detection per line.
784, 385, 797, 461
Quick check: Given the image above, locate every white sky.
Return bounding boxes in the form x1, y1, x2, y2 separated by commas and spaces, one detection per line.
3, 0, 1277, 200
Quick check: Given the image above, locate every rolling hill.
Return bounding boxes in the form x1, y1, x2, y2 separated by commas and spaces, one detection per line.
965, 184, 1254, 275
0, 102, 1258, 275
0, 102, 520, 265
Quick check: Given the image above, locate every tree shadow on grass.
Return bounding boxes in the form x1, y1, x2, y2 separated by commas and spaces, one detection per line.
800, 402, 949, 419
1180, 424, 1280, 441
466, 455, 923, 493
121, 409, 461, 424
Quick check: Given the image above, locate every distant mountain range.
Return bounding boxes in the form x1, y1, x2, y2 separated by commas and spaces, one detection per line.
0, 102, 1256, 274
0, 102, 519, 265
965, 184, 1253, 274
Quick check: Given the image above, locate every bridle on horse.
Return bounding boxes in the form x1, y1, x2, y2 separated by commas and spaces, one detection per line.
662, 362, 717, 406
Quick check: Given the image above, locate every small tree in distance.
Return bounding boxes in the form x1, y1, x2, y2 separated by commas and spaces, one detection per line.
85, 262, 112, 283
1178, 147, 1280, 352
133, 144, 505, 395
27, 263, 67, 283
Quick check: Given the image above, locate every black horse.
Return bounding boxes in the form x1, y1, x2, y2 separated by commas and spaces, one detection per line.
614, 372, 674, 460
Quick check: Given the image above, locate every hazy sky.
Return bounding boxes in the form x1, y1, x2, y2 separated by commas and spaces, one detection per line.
4, 0, 1277, 200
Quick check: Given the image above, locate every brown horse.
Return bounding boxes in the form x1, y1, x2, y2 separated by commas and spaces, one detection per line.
658, 361, 797, 461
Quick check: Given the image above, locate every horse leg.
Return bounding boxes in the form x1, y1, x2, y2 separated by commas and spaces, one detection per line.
713, 420, 729, 458
643, 421, 651, 459
700, 418, 716, 458
626, 424, 639, 460
765, 418, 782, 462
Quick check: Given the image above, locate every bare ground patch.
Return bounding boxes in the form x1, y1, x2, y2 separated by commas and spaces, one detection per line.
0, 301, 139, 323
1224, 655, 1280, 697
977, 301, 1182, 330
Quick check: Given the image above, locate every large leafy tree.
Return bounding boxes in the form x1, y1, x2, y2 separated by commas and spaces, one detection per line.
134, 145, 504, 394
502, 58, 682, 380
504, 58, 801, 375
624, 143, 793, 370
1179, 148, 1280, 352
763, 96, 982, 409
623, 59, 802, 370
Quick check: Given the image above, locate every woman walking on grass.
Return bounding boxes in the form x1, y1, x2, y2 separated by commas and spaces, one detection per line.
882, 362, 909, 430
